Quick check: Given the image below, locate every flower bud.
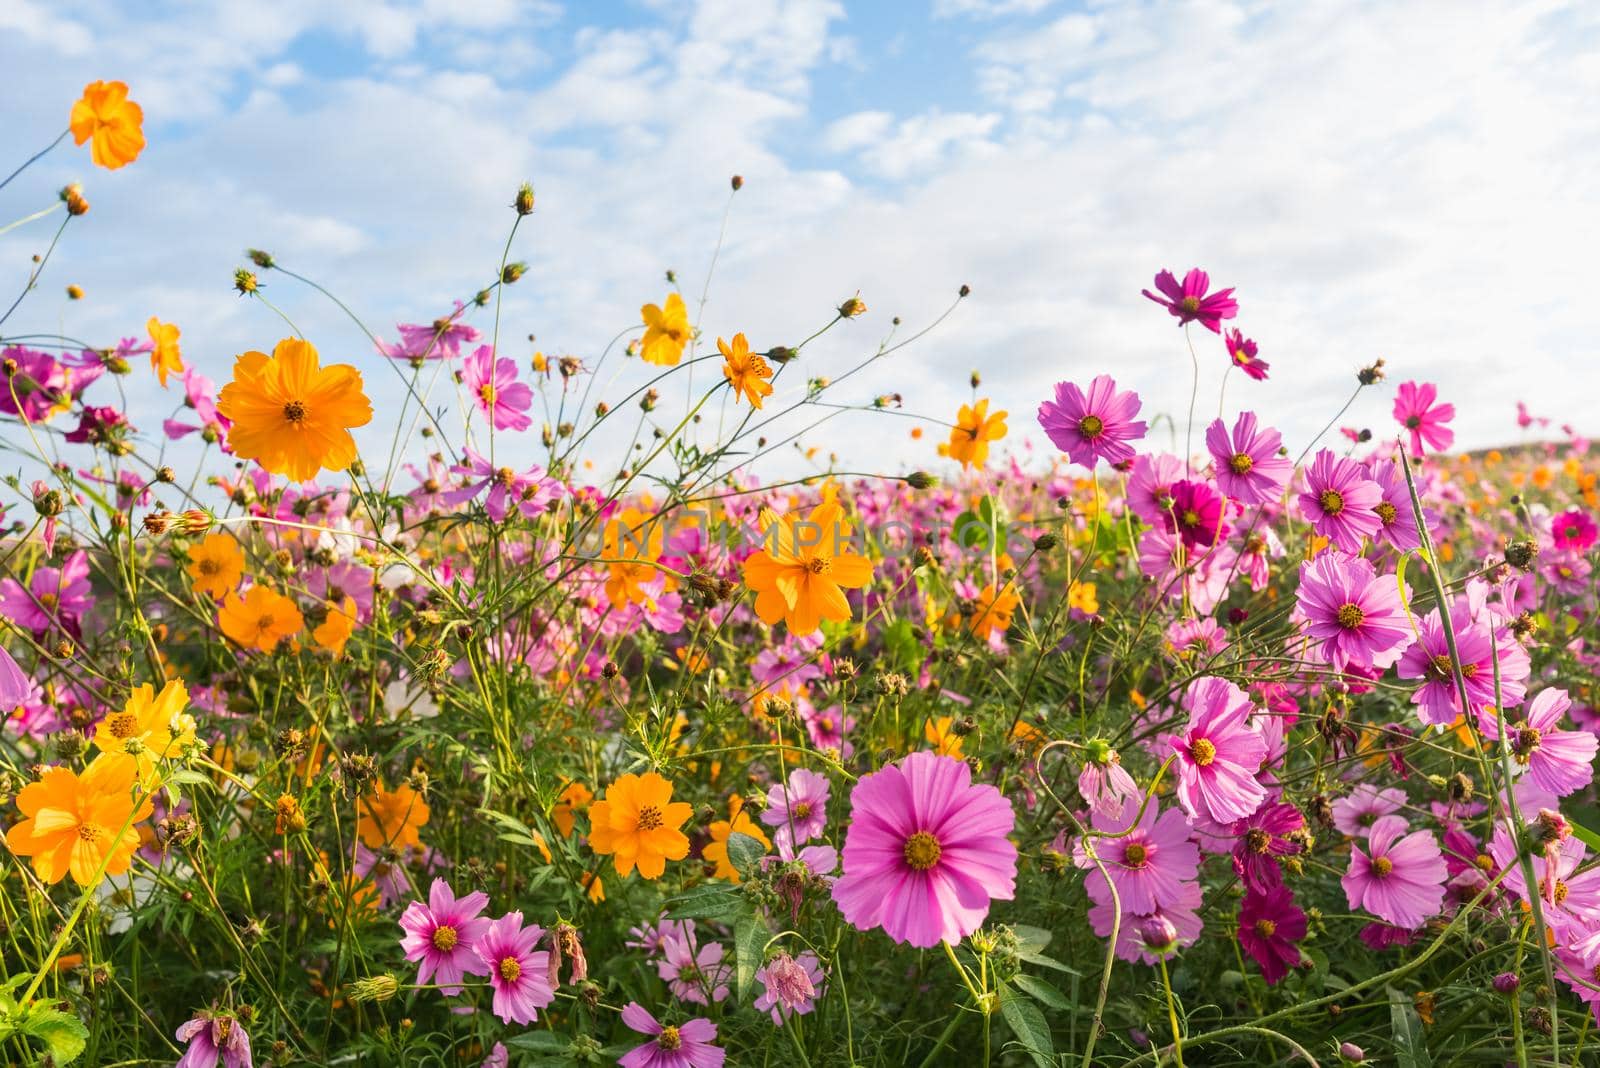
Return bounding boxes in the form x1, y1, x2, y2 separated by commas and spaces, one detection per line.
60, 183, 89, 215
514, 182, 535, 215
66, 284, 84, 300
234, 269, 260, 295
905, 471, 936, 490
1338, 1042, 1365, 1063
1493, 972, 1520, 994
1139, 915, 1178, 952
247, 248, 275, 268
349, 974, 400, 1003
838, 294, 866, 318
730, 175, 743, 191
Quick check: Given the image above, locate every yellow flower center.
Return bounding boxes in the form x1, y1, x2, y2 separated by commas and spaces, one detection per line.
806, 555, 832, 575
1234, 348, 1250, 364
1179, 296, 1201, 313
1539, 878, 1570, 904
1189, 738, 1216, 766
1181, 508, 1200, 527
498, 956, 521, 982
903, 831, 942, 871
77, 822, 105, 842
495, 467, 517, 489
431, 925, 458, 951
1474, 853, 1494, 873
283, 400, 307, 425
1318, 489, 1345, 515
1122, 843, 1149, 868
658, 1026, 682, 1051
39, 593, 58, 611
479, 384, 497, 406
105, 712, 139, 740
1229, 453, 1253, 475
198, 558, 220, 575
1335, 603, 1365, 630
1376, 502, 1397, 525
1246, 828, 1272, 854
1254, 918, 1277, 938
1078, 415, 1104, 439
794, 802, 813, 820
256, 614, 277, 635
1372, 856, 1393, 878
636, 804, 664, 831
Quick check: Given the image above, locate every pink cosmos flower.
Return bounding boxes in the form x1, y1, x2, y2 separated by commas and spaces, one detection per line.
1073, 795, 1199, 914
1341, 815, 1447, 929
1087, 879, 1204, 965
1206, 413, 1291, 505
1552, 509, 1598, 553
1127, 452, 1185, 524
395, 302, 481, 359
1078, 745, 1138, 817
760, 768, 829, 850
462, 345, 534, 432
802, 701, 854, 759
1163, 479, 1227, 548
1229, 801, 1305, 893
1295, 550, 1411, 672
1171, 676, 1268, 825
0, 549, 93, 635
175, 1008, 252, 1068
1393, 381, 1455, 455
753, 950, 826, 1026
1490, 829, 1600, 938
832, 751, 1017, 948
658, 927, 731, 1005
1396, 602, 1529, 728
1368, 457, 1433, 552
1141, 268, 1238, 333
1331, 784, 1407, 836
1037, 375, 1147, 470
1544, 553, 1591, 597
0, 347, 69, 421
1237, 884, 1306, 985
1223, 327, 1268, 379
398, 878, 492, 995
618, 1002, 726, 1068
444, 448, 563, 524
1489, 688, 1597, 798
474, 911, 554, 1025
1298, 450, 1383, 552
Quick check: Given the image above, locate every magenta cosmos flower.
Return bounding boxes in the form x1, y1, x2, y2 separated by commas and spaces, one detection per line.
1171, 676, 1268, 825
1552, 509, 1598, 552
1341, 815, 1446, 930
1369, 457, 1432, 552
1206, 412, 1292, 505
1141, 268, 1238, 333
0, 549, 93, 635
1491, 688, 1597, 798
1393, 380, 1455, 455
1295, 550, 1411, 672
175, 1008, 252, 1068
474, 911, 554, 1025
1229, 801, 1305, 893
462, 345, 534, 432
1237, 885, 1306, 985
394, 301, 481, 359
1163, 478, 1226, 548
1072, 795, 1199, 914
832, 751, 1017, 947
398, 878, 492, 995
1298, 449, 1382, 552
443, 448, 563, 524
760, 768, 830, 850
1395, 601, 1529, 728
1331, 784, 1406, 836
1223, 327, 1268, 379
1037, 375, 1147, 470
619, 1002, 726, 1068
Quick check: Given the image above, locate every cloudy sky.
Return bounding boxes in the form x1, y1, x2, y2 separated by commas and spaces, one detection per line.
2, 0, 1597, 492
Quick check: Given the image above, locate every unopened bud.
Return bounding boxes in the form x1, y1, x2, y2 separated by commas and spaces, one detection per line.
514, 183, 536, 215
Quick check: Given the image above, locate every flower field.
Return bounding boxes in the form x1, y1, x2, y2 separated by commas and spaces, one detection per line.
4, 81, 1600, 1067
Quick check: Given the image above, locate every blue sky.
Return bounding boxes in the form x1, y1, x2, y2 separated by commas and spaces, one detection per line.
2, 0, 1598, 496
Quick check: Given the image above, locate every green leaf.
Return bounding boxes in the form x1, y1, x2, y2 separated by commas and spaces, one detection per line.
1571, 820, 1600, 854
1010, 973, 1070, 1011
1010, 924, 1053, 959
725, 831, 767, 879
503, 1030, 570, 1053
998, 985, 1054, 1068
21, 1006, 89, 1064
1387, 985, 1433, 1068
733, 913, 768, 1002
664, 884, 748, 922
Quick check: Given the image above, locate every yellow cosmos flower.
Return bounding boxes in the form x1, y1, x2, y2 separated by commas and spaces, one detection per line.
639, 293, 690, 366
587, 771, 690, 880
187, 532, 245, 599
216, 337, 373, 483
5, 755, 152, 886
925, 716, 965, 758
92, 679, 192, 787
940, 398, 1008, 469
741, 497, 874, 636
719, 333, 774, 409
146, 317, 184, 387
70, 80, 145, 170
702, 795, 771, 882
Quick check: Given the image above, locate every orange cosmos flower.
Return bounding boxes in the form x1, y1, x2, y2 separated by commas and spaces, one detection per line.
702, 795, 771, 882
5, 756, 152, 886
357, 780, 430, 852
639, 293, 690, 366
719, 333, 773, 409
925, 716, 966, 758
586, 771, 690, 880
940, 398, 1008, 470
313, 597, 358, 656
218, 584, 304, 651
552, 782, 594, 838
69, 80, 145, 170
741, 497, 874, 636
216, 337, 373, 483
966, 582, 1021, 640
92, 679, 193, 788
187, 532, 244, 599
146, 317, 184, 387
